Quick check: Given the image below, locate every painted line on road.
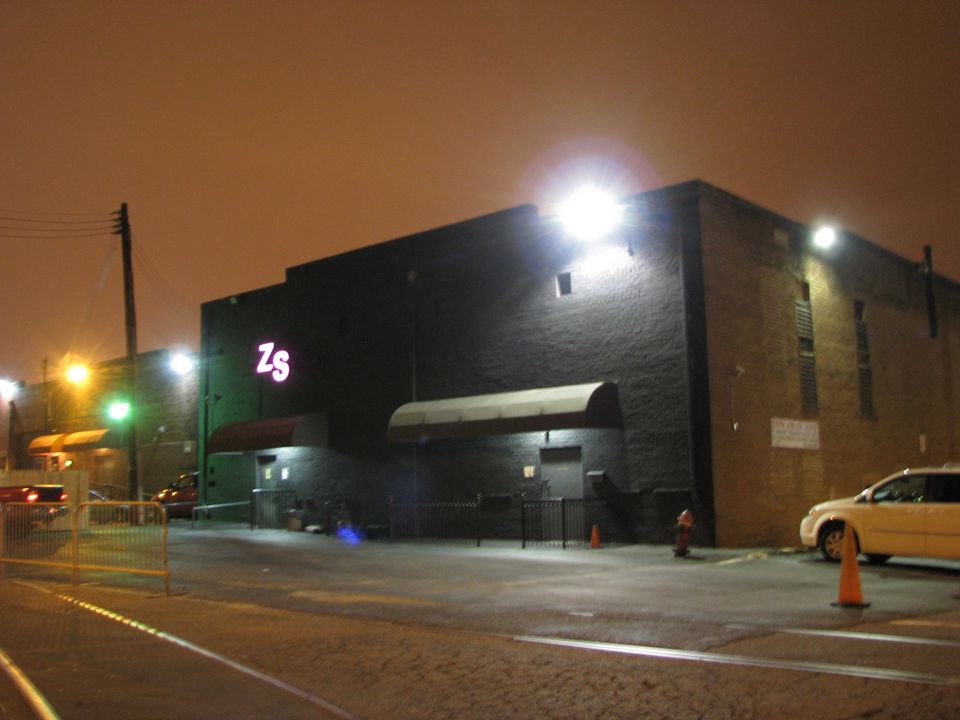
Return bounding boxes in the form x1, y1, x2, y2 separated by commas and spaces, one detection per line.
54, 594, 361, 720
0, 647, 61, 720
770, 626, 960, 648
12, 582, 358, 720
511, 635, 958, 685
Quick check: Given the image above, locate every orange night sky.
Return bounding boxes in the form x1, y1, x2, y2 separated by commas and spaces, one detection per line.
1, 1, 957, 383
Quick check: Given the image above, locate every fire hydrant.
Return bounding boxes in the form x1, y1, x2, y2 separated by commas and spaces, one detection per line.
674, 509, 694, 558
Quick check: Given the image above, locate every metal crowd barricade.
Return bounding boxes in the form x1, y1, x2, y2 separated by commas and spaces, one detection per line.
0, 501, 169, 595
521, 496, 609, 549
389, 496, 482, 546
250, 488, 297, 529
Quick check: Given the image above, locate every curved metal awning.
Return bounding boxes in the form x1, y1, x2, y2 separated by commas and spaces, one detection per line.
208, 412, 329, 454
387, 381, 622, 443
63, 428, 125, 452
28, 433, 66, 455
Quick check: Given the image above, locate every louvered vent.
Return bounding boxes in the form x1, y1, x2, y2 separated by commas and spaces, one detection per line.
795, 300, 818, 411
855, 317, 874, 416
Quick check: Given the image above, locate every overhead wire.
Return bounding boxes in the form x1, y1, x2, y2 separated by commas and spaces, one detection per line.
69, 238, 120, 354
3, 204, 196, 357
0, 210, 118, 240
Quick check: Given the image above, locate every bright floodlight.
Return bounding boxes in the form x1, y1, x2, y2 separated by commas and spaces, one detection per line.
108, 402, 131, 420
170, 352, 195, 375
65, 364, 90, 384
814, 226, 836, 249
558, 187, 624, 241
0, 379, 17, 401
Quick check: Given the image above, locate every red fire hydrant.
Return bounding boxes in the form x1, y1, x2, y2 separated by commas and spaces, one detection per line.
674, 509, 694, 558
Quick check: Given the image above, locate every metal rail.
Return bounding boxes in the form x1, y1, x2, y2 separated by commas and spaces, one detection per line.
0, 501, 169, 594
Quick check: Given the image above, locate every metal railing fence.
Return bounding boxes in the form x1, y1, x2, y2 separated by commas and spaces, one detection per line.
520, 497, 611, 549
0, 501, 169, 594
389, 496, 482, 546
250, 488, 297, 529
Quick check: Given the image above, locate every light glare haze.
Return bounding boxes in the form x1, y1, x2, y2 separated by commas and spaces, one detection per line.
1, 1, 957, 383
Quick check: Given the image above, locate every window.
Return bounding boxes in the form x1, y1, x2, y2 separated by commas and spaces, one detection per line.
795, 282, 818, 412
338, 317, 349, 337
873, 474, 926, 503
556, 272, 572, 296
928, 474, 960, 503
854, 300, 874, 416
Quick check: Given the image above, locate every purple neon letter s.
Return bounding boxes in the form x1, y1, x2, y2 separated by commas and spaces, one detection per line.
271, 350, 290, 382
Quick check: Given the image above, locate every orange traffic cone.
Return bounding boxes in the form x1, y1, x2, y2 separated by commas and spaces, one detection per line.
590, 524, 600, 549
832, 526, 870, 608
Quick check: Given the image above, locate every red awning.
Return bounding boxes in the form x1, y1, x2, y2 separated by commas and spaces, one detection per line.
207, 412, 328, 454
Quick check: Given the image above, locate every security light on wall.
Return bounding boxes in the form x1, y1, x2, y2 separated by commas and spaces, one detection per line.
558, 187, 624, 241
170, 352, 195, 375
0, 379, 18, 401
813, 226, 836, 249
65, 363, 90, 385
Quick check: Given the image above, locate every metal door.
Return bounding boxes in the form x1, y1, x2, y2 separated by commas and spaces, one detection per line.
540, 447, 583, 499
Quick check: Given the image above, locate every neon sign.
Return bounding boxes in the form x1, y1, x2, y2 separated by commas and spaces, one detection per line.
256, 342, 290, 382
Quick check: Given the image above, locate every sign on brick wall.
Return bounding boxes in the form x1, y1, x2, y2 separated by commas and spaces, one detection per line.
771, 417, 820, 450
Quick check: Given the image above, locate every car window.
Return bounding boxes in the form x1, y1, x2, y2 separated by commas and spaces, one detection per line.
872, 474, 926, 503
927, 473, 960, 503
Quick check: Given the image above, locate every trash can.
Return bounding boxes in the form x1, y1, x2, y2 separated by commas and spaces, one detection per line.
286, 509, 303, 531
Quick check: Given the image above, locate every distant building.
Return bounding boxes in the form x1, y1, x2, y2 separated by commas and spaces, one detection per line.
1, 349, 198, 499
198, 180, 958, 546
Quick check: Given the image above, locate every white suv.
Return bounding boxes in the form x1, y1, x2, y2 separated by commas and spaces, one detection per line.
799, 466, 960, 563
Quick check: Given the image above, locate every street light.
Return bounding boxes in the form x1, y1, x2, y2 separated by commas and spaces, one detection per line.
65, 363, 90, 385
108, 401, 131, 421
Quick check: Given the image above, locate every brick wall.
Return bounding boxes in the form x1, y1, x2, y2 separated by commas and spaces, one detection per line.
700, 185, 959, 546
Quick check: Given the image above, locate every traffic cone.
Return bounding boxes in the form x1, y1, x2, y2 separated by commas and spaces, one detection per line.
590, 524, 600, 548
832, 527, 870, 608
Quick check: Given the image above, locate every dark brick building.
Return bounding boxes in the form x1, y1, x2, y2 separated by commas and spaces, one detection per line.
2, 349, 198, 499
199, 180, 959, 546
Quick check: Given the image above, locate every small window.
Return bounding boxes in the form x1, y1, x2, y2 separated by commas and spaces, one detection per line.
338, 317, 349, 337
556, 272, 572, 296
928, 475, 960, 503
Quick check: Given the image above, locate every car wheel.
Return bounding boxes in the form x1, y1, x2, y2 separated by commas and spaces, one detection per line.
819, 524, 856, 562
865, 553, 891, 564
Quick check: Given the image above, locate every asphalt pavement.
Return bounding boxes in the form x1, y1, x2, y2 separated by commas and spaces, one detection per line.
3, 523, 960, 719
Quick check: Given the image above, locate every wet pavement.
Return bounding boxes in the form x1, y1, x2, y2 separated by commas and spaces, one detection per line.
2, 524, 960, 718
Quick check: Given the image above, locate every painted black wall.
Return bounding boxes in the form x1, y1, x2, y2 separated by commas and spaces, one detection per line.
200, 184, 712, 542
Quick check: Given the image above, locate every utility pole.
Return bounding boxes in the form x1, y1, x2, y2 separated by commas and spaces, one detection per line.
114, 203, 140, 500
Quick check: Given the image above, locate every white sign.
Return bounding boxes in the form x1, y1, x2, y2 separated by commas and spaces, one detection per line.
771, 417, 820, 450
256, 341, 290, 383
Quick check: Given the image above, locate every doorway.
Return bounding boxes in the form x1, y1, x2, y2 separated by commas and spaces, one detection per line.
540, 447, 583, 499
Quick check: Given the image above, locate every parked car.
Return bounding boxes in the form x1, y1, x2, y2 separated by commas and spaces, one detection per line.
0, 484, 67, 504
151, 472, 199, 519
0, 484, 68, 533
800, 465, 960, 563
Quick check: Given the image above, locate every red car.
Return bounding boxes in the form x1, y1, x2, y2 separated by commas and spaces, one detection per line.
151, 472, 199, 519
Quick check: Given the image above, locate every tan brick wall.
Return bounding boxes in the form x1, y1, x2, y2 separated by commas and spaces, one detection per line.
699, 188, 959, 547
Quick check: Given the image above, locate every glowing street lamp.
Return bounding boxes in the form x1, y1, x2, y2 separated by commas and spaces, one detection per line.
169, 352, 195, 375
0, 379, 17, 401
814, 226, 836, 249
558, 187, 624, 241
108, 401, 131, 421
65, 363, 90, 385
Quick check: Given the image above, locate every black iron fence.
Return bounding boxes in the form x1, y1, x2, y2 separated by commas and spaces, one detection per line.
250, 488, 297, 529
387, 495, 610, 548
389, 495, 482, 546
520, 496, 611, 548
